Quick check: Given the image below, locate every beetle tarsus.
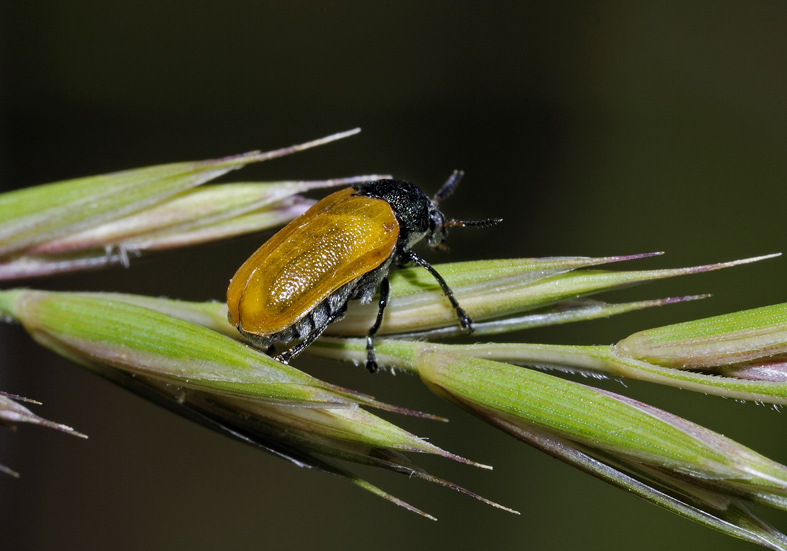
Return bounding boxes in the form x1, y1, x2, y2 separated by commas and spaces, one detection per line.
457, 307, 474, 333
365, 336, 378, 373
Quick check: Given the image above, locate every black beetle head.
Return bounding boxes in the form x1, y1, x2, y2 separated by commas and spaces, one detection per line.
426, 204, 448, 247
354, 172, 501, 251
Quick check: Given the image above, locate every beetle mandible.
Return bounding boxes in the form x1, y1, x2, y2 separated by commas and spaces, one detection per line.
226, 170, 501, 372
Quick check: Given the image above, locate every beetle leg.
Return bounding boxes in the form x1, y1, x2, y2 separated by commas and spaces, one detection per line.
405, 250, 474, 333
365, 276, 391, 373
276, 305, 347, 364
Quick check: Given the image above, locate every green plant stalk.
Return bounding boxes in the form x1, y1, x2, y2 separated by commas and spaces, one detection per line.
315, 339, 787, 490
487, 417, 787, 550
0, 129, 359, 257
328, 254, 774, 335
617, 302, 787, 369
43, 250, 787, 406
0, 289, 365, 406
0, 289, 519, 515
25, 176, 388, 255
0, 290, 492, 460
308, 338, 787, 547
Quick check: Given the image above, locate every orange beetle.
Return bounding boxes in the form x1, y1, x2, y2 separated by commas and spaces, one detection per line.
227, 171, 500, 372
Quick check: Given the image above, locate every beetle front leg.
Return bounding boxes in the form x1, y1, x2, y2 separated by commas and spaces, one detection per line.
365, 276, 391, 373
405, 250, 474, 333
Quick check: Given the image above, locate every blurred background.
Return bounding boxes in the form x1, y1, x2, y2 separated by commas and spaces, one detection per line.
1, 2, 786, 550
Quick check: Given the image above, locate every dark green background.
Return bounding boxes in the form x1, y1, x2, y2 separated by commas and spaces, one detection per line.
1, 2, 786, 550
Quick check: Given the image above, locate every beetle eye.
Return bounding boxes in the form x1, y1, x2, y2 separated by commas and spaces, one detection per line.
427, 208, 447, 247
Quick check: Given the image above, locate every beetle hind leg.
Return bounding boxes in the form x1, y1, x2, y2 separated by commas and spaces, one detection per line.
275, 305, 347, 365
365, 277, 391, 373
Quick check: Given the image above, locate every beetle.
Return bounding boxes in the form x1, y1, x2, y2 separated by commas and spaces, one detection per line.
226, 170, 501, 372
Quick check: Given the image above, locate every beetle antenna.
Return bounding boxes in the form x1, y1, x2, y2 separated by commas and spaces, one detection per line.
433, 170, 465, 203
446, 218, 503, 228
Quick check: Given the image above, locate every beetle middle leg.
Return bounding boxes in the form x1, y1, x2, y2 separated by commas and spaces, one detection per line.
404, 249, 473, 332
365, 276, 391, 373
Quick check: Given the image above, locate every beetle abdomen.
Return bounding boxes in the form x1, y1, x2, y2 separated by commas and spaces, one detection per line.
237, 274, 358, 350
